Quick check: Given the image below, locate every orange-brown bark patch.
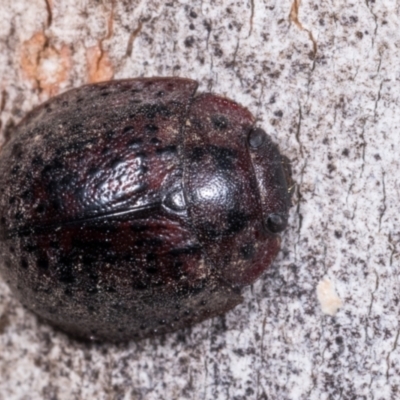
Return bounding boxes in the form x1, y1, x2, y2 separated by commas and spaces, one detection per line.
86, 44, 114, 83
20, 32, 71, 97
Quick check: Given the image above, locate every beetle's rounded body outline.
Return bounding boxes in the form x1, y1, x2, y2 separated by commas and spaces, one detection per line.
0, 78, 290, 341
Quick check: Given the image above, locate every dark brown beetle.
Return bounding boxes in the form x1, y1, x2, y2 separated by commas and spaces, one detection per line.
0, 77, 291, 341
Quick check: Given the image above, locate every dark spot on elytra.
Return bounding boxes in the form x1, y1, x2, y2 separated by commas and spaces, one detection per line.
135, 237, 163, 247
9, 197, 15, 204
14, 211, 23, 221
16, 229, 30, 238
11, 165, 20, 175
70, 123, 83, 133
146, 253, 157, 262
21, 190, 32, 201
200, 209, 248, 239
199, 223, 220, 240
135, 151, 147, 160
130, 224, 148, 232
240, 243, 255, 260
190, 147, 205, 162
156, 145, 177, 157
226, 209, 249, 235
123, 126, 134, 134
101, 146, 111, 155
82, 253, 97, 267
90, 223, 118, 235
31, 155, 44, 166
135, 281, 148, 290
63, 138, 96, 153
145, 124, 159, 133
110, 157, 122, 169
88, 167, 100, 176
88, 269, 98, 282
5, 259, 12, 269
37, 257, 49, 270
128, 138, 143, 149
36, 203, 46, 213
12, 143, 23, 159
24, 243, 39, 253
49, 240, 60, 249
21, 258, 28, 269
169, 245, 201, 256
146, 266, 158, 274
74, 187, 85, 199
72, 238, 111, 251
60, 174, 73, 187
103, 251, 118, 265
105, 285, 116, 293
139, 104, 171, 119
57, 264, 75, 284
150, 137, 161, 145
190, 118, 204, 131
51, 198, 62, 211
211, 115, 229, 130
41, 159, 63, 178
212, 147, 236, 171
87, 286, 98, 295
190, 146, 236, 171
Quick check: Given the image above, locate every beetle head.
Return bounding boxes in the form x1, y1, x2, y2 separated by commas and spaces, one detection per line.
247, 127, 291, 236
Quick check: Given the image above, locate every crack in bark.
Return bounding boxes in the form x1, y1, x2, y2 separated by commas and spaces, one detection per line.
293, 160, 307, 262
374, 81, 383, 123
365, 0, 378, 47
368, 270, 379, 316
256, 314, 267, 400
248, 0, 254, 37
0, 90, 7, 113
386, 328, 400, 380
126, 20, 143, 57
295, 102, 304, 157
388, 233, 397, 267
379, 170, 386, 231
359, 118, 367, 179
97, 0, 115, 71
289, 0, 318, 60
44, 0, 52, 28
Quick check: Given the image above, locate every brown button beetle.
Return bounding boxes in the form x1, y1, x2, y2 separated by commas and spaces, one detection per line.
0, 77, 291, 341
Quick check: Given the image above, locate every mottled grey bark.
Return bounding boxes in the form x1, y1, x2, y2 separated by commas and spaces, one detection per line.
0, 0, 399, 399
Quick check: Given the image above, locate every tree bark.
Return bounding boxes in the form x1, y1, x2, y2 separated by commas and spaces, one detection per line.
0, 0, 399, 399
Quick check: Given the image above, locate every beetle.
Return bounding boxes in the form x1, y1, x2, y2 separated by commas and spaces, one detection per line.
0, 77, 291, 341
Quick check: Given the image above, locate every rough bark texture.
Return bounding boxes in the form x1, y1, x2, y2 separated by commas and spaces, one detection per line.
0, 0, 399, 399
